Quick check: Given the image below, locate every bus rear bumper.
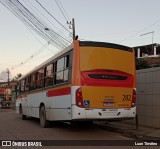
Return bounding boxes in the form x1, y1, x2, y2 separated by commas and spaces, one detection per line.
86, 107, 136, 120
72, 106, 136, 120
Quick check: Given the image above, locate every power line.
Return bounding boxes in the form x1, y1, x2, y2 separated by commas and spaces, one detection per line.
54, 0, 70, 22
11, 41, 51, 70
0, 0, 71, 50
119, 18, 160, 43
35, 0, 71, 34
0, 0, 73, 77
23, 0, 69, 40
58, 0, 70, 21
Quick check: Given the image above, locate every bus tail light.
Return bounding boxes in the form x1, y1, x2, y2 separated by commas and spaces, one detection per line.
131, 89, 136, 107
76, 87, 84, 108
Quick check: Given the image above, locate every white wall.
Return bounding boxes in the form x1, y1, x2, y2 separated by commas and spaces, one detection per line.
137, 67, 160, 128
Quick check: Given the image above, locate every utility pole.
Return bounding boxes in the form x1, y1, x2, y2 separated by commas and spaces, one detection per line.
7, 68, 10, 87
72, 18, 75, 40
67, 18, 76, 40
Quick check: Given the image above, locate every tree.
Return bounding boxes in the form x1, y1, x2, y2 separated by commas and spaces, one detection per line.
136, 59, 151, 70
12, 73, 22, 81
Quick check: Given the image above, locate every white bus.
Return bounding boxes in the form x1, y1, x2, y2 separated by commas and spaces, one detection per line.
16, 40, 136, 127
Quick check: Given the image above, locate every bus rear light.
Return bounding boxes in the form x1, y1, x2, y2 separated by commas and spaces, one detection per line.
131, 89, 136, 107
76, 87, 84, 108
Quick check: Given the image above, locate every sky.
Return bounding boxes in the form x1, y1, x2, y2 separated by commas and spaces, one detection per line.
0, 0, 160, 80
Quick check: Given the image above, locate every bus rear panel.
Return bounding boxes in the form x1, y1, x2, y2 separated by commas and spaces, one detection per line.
71, 41, 136, 120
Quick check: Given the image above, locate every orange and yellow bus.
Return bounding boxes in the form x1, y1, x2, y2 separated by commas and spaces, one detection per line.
16, 40, 136, 127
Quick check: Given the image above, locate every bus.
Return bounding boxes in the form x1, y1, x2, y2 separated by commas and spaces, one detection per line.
16, 40, 136, 127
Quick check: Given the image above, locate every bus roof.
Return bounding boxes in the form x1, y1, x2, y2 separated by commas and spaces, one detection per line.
80, 41, 132, 52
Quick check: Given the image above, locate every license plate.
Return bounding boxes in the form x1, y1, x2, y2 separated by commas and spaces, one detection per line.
108, 109, 118, 112
103, 102, 114, 107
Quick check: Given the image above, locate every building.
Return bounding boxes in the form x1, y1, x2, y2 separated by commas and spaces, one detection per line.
134, 43, 160, 58
134, 43, 160, 67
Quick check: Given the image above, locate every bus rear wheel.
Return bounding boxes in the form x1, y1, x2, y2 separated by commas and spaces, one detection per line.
39, 106, 50, 128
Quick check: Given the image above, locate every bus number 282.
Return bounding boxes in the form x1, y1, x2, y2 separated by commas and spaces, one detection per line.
122, 95, 131, 101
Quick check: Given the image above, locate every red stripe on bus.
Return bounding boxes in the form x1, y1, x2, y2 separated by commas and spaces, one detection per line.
47, 87, 71, 97
81, 70, 134, 88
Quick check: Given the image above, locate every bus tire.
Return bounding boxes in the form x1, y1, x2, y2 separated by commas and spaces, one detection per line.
19, 105, 27, 120
39, 106, 50, 128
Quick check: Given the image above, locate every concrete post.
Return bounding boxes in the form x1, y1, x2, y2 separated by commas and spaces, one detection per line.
154, 45, 157, 56
137, 48, 140, 58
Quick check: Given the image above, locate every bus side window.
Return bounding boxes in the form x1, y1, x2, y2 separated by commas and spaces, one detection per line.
37, 69, 44, 89
45, 64, 53, 87
17, 82, 21, 96
57, 57, 64, 72
21, 80, 25, 93
64, 55, 69, 81
65, 55, 70, 68
28, 75, 32, 91
53, 63, 55, 85
53, 61, 57, 85
25, 77, 29, 92
55, 57, 64, 84
30, 73, 36, 91
55, 55, 70, 85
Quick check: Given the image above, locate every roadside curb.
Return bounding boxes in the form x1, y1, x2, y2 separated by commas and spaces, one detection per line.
94, 121, 160, 140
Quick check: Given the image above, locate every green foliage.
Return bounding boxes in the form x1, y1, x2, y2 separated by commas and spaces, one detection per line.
136, 59, 151, 70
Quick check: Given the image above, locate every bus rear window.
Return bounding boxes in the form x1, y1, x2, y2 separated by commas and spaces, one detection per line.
88, 74, 127, 80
